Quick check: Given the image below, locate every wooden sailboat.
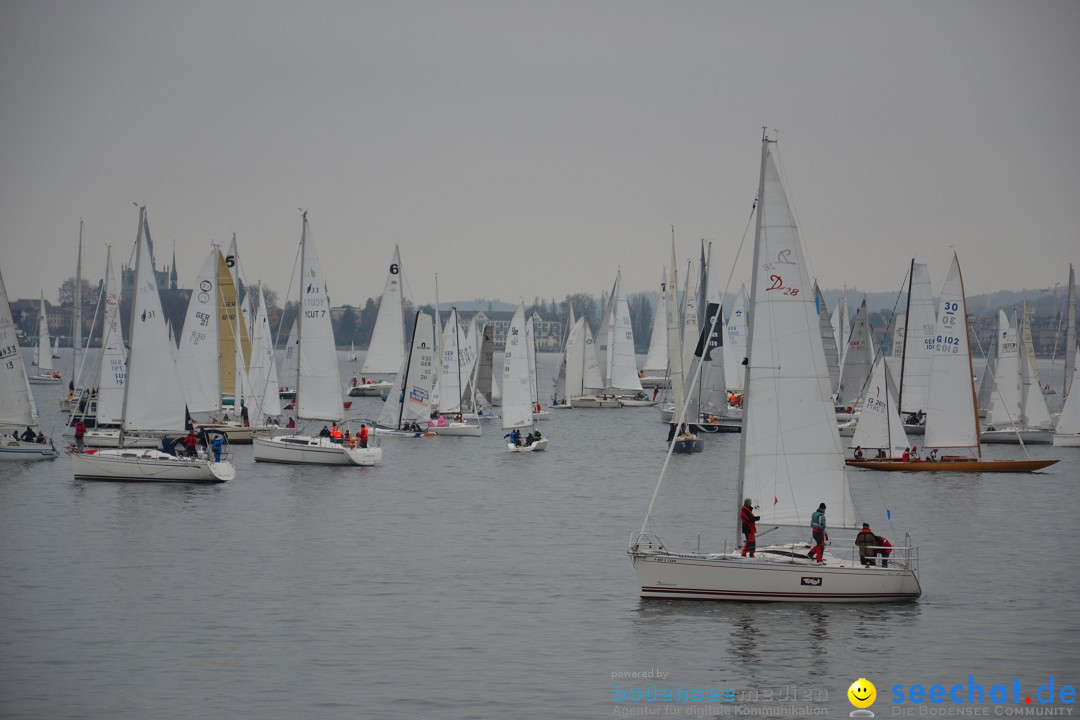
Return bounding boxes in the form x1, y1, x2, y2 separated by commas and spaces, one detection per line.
72, 207, 235, 482
852, 255, 1056, 472
631, 133, 921, 601
253, 212, 382, 465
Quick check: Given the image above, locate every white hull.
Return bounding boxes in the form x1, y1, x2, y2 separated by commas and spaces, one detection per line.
348, 381, 394, 397
631, 546, 921, 603
507, 437, 549, 452
0, 437, 58, 461
639, 375, 669, 389
192, 423, 289, 444
426, 422, 482, 437
1052, 433, 1080, 447
620, 399, 659, 407
28, 374, 63, 384
72, 428, 159, 449
570, 395, 621, 408
253, 435, 382, 465
532, 410, 550, 421
981, 428, 1051, 444
72, 448, 234, 482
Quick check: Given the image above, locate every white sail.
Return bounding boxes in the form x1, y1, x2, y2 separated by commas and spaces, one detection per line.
123, 208, 187, 433
474, 323, 495, 405
814, 284, 841, 396
247, 286, 282, 424
1066, 264, 1076, 399
439, 309, 463, 413
985, 311, 1021, 427
281, 320, 299, 392
641, 269, 668, 375
740, 145, 855, 529
362, 245, 406, 374
177, 248, 222, 414
0, 267, 39, 428
606, 270, 642, 391
852, 354, 910, 455
296, 216, 344, 422
553, 305, 575, 403
525, 317, 538, 408
836, 297, 872, 406
1019, 311, 1052, 429
681, 259, 699, 385
888, 313, 906, 391
1056, 342, 1080, 436
665, 249, 686, 422
898, 262, 936, 415
924, 255, 979, 451
502, 306, 533, 430
96, 250, 127, 426
722, 284, 749, 392
378, 312, 436, 428
36, 295, 54, 373
564, 318, 605, 398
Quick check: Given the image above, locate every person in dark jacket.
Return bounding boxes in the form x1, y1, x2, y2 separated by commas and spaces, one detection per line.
809, 503, 827, 563
740, 498, 761, 558
855, 523, 877, 566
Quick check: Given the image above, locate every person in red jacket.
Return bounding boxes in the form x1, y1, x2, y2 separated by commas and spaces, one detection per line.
73, 419, 86, 451
875, 535, 892, 568
740, 498, 761, 558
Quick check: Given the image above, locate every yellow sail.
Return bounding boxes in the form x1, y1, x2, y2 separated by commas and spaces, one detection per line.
216, 251, 252, 398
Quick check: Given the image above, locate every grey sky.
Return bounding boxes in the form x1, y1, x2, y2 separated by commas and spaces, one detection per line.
2, 1, 1079, 308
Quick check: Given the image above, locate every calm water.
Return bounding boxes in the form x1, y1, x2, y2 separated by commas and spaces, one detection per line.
2, 352, 1078, 719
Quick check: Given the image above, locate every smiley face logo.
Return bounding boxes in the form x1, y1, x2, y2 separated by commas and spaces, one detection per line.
848, 678, 876, 709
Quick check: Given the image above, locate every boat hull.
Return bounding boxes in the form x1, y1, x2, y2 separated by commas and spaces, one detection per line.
507, 438, 549, 452
570, 395, 621, 408
426, 422, 482, 437
348, 381, 393, 397
192, 423, 288, 445
847, 457, 1058, 472
0, 437, 58, 461
72, 449, 233, 482
28, 375, 63, 384
631, 550, 921, 603
253, 435, 382, 465
980, 428, 1052, 444
672, 436, 704, 453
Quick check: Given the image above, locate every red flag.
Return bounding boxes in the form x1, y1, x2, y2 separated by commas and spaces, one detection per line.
774, 496, 779, 505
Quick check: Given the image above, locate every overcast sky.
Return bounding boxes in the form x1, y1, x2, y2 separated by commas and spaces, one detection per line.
2, 1, 1078, 309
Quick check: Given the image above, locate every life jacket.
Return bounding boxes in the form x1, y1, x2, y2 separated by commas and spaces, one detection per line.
330, 426, 342, 440
877, 536, 892, 555
360, 427, 369, 442
740, 505, 758, 532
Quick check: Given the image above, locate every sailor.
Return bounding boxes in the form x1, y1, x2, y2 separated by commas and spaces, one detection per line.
809, 503, 827, 563
855, 523, 876, 566
359, 424, 369, 448
740, 498, 760, 558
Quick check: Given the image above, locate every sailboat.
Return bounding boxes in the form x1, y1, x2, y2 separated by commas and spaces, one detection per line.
0, 267, 58, 460
28, 294, 62, 384
351, 246, 405, 397
981, 310, 1052, 444
851, 254, 1057, 472
428, 307, 482, 436
639, 269, 669, 389
1053, 340, 1080, 446
375, 311, 437, 435
551, 305, 576, 408
347, 342, 359, 363
501, 305, 548, 452
565, 318, 619, 408
253, 213, 382, 466
72, 207, 235, 482
630, 133, 921, 602
847, 354, 911, 461
662, 244, 702, 453
600, 269, 644, 398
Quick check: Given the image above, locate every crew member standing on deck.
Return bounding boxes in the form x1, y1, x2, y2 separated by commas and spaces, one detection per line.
809, 503, 827, 563
740, 498, 761, 558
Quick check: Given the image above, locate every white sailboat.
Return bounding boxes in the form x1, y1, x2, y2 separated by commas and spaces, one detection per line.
982, 309, 1052, 444
551, 304, 576, 407
28, 294, 62, 384
254, 213, 382, 465
836, 297, 872, 408
351, 246, 405, 397
347, 342, 359, 363
604, 269, 643, 395
1053, 340, 1080, 446
72, 207, 235, 482
849, 354, 911, 459
639, 268, 669, 388
630, 133, 922, 602
0, 266, 58, 460
1065, 264, 1076, 399
722, 284, 749, 394
375, 311, 437, 434
662, 244, 702, 453
501, 305, 548, 452
428, 307, 482, 436
565, 318, 618, 408
814, 284, 841, 397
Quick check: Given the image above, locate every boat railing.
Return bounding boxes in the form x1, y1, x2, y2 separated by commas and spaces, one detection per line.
833, 532, 919, 572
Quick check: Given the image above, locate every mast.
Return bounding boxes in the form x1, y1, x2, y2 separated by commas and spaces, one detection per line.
896, 258, 914, 414
734, 130, 771, 543
73, 219, 84, 381
119, 207, 145, 440
1067, 264, 1076, 398
397, 311, 420, 430
296, 212, 306, 419
956, 255, 981, 458
453, 307, 463, 412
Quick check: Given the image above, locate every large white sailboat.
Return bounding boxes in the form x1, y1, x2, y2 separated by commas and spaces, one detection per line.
351, 245, 405, 398
0, 267, 58, 460
375, 311, 437, 434
254, 213, 382, 465
72, 208, 235, 482
639, 268, 669, 389
982, 310, 1052, 444
630, 133, 922, 602
428, 307, 482, 436
501, 305, 548, 452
